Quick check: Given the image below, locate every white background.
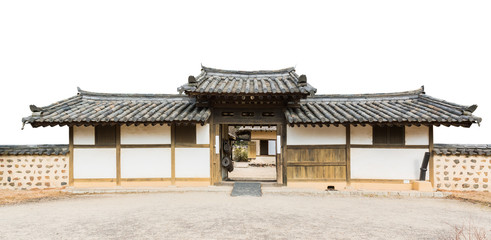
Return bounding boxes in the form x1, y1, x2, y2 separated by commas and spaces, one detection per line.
0, 1, 489, 144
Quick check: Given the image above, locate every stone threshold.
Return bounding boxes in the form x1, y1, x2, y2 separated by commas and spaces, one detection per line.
64, 186, 451, 198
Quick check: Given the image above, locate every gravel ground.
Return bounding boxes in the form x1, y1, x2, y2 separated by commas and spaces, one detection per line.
0, 192, 490, 240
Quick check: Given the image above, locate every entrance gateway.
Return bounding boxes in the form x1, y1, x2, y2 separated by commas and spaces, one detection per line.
22, 66, 481, 190
182, 67, 316, 186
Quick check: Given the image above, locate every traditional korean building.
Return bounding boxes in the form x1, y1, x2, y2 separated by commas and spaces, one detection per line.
22, 66, 482, 190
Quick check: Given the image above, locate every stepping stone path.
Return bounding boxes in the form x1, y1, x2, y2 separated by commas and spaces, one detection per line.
231, 182, 262, 197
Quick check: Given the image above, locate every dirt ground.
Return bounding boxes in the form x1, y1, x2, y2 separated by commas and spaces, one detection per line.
0, 192, 490, 239
0, 189, 72, 205
447, 191, 491, 207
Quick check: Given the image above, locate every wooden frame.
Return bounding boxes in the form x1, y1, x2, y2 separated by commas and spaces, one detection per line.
121, 178, 171, 181
116, 125, 121, 186
350, 179, 407, 184
286, 145, 346, 149
73, 178, 116, 182
287, 162, 346, 166
171, 124, 176, 185
288, 179, 347, 182
174, 144, 210, 148
346, 125, 351, 185
429, 126, 434, 187
350, 144, 429, 149
120, 144, 171, 148
68, 126, 74, 186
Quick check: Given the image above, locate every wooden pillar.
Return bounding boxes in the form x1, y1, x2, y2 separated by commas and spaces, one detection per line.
116, 125, 121, 186
276, 124, 282, 185
281, 123, 288, 185
345, 124, 351, 185
171, 124, 176, 185
211, 123, 220, 184
429, 125, 434, 187
68, 126, 74, 186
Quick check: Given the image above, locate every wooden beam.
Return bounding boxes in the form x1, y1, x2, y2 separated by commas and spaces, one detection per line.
287, 145, 346, 149
121, 178, 171, 182
73, 178, 116, 182
346, 125, 351, 185
350, 144, 429, 149
276, 124, 282, 185
429, 125, 434, 188
281, 123, 288, 185
171, 124, 176, 185
68, 126, 74, 186
350, 179, 407, 184
116, 125, 121, 186
174, 144, 210, 148
121, 144, 171, 148
175, 178, 210, 182
287, 162, 347, 166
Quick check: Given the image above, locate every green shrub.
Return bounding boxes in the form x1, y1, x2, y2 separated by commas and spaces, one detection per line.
233, 146, 249, 162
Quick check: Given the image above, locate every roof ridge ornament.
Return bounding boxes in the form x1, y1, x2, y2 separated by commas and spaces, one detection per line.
298, 75, 307, 87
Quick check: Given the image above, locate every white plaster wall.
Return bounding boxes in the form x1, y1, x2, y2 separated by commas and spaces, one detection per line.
73, 148, 116, 178
175, 148, 210, 178
351, 148, 428, 180
268, 140, 276, 155
120, 148, 171, 178
351, 126, 372, 144
287, 126, 346, 145
405, 126, 429, 145
196, 124, 210, 144
73, 126, 95, 145
121, 125, 171, 144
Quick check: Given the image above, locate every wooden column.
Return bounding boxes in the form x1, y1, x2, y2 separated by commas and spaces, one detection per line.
281, 124, 288, 185
209, 123, 214, 185
211, 124, 220, 184
429, 125, 434, 187
116, 125, 121, 186
345, 124, 351, 185
68, 126, 74, 186
171, 124, 176, 185
276, 124, 282, 185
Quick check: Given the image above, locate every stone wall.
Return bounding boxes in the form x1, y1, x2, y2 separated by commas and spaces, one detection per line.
434, 144, 490, 191
0, 145, 69, 190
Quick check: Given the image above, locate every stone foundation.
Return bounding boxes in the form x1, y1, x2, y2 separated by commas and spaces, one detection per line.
0, 154, 69, 190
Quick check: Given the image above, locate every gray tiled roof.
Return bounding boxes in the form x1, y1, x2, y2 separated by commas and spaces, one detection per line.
434, 144, 491, 156
178, 66, 317, 96
22, 88, 211, 127
0, 145, 68, 155
284, 87, 481, 127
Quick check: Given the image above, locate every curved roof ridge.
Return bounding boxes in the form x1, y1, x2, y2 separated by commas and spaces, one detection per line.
201, 66, 296, 75
307, 87, 425, 101
77, 87, 187, 100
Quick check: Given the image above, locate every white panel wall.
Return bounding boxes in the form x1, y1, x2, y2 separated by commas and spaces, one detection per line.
268, 140, 276, 155
287, 126, 346, 145
351, 126, 372, 144
73, 126, 95, 145
405, 126, 429, 145
351, 148, 428, 180
196, 124, 210, 144
73, 148, 116, 178
120, 148, 171, 178
175, 148, 210, 178
121, 125, 171, 144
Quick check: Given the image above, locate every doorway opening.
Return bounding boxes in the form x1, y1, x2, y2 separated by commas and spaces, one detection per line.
223, 125, 277, 182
